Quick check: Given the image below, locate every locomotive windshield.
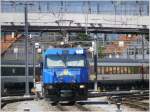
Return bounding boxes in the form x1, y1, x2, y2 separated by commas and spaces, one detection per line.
66, 55, 84, 67
46, 55, 65, 67
46, 55, 85, 67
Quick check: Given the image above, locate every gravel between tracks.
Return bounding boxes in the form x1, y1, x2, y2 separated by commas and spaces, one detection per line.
1, 99, 58, 112
2, 97, 146, 112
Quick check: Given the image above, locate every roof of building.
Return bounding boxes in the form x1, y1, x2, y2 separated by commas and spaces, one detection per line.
104, 35, 140, 54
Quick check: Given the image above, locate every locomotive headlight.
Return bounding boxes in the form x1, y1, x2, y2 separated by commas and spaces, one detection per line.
80, 85, 85, 88
47, 85, 53, 89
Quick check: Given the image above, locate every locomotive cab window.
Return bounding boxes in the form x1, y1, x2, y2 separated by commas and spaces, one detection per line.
45, 55, 85, 68
66, 55, 85, 67
46, 55, 65, 67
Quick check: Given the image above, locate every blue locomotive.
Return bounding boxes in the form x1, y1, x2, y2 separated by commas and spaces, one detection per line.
42, 48, 89, 104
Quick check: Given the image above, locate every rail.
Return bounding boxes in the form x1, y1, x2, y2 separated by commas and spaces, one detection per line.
74, 103, 90, 111
108, 90, 149, 111
88, 90, 149, 98
1, 95, 36, 109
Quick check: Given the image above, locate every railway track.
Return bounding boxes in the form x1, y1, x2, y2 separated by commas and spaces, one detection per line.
2, 90, 149, 111
1, 102, 7, 109
123, 94, 149, 111
108, 92, 149, 111
74, 103, 90, 111
55, 104, 68, 111
54, 102, 90, 111
1, 95, 35, 109
123, 100, 149, 111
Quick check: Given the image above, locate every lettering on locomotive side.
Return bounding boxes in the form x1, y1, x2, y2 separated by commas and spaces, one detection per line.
76, 49, 83, 54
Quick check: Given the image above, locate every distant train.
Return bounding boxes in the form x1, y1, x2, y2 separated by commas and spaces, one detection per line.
42, 48, 89, 104
89, 60, 149, 90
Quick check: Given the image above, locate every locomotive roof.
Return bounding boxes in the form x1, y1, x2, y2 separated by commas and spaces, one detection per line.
43, 48, 86, 56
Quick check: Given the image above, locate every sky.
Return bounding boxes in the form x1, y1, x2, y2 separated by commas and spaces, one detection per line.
1, 1, 149, 15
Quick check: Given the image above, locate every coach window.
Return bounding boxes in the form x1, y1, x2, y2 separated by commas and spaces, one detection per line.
107, 67, 109, 74
98, 66, 102, 74
131, 67, 135, 74
126, 66, 129, 74
105, 67, 109, 74
128, 67, 131, 74
2, 67, 11, 76
146, 66, 149, 74
108, 67, 113, 74
116, 67, 120, 74
12, 68, 16, 74
129, 67, 132, 74
124, 67, 127, 74
108, 67, 110, 74
124, 67, 128, 74
134, 67, 140, 74
140, 66, 146, 74
122, 67, 125, 74
101, 66, 104, 74
112, 67, 116, 74
97, 67, 100, 74
99, 67, 102, 74
104, 67, 106, 74
29, 67, 33, 76
17, 67, 24, 76
123, 67, 126, 74
120, 67, 123, 74
138, 66, 141, 74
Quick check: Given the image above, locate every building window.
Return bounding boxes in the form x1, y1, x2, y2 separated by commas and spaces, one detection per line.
146, 49, 149, 54
129, 48, 134, 55
139, 48, 143, 54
